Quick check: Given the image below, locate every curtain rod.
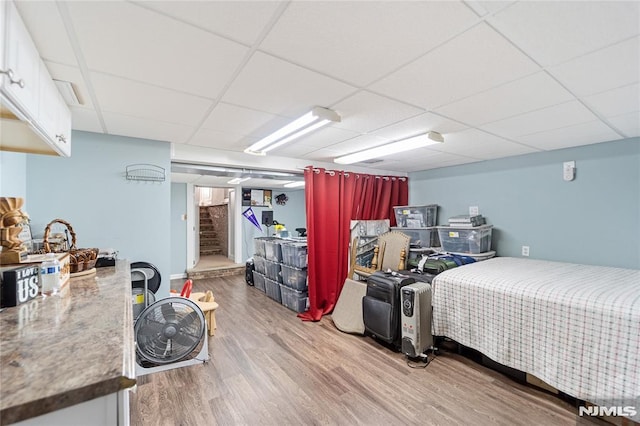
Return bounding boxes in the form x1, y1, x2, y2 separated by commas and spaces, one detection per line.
306, 166, 407, 181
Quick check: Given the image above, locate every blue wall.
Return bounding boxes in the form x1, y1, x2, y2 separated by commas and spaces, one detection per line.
170, 182, 187, 277
408, 138, 639, 269
26, 131, 173, 296
0, 151, 28, 202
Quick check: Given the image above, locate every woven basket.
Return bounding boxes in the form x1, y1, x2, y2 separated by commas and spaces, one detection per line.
43, 219, 99, 274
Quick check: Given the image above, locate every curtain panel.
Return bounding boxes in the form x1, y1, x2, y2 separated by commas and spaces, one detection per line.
299, 167, 408, 321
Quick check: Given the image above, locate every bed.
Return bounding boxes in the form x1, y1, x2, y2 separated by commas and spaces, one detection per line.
431, 257, 640, 421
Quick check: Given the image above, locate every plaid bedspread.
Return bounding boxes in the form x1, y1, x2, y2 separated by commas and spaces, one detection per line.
432, 257, 640, 419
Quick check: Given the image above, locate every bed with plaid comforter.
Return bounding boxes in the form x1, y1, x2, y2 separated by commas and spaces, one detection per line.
432, 257, 640, 420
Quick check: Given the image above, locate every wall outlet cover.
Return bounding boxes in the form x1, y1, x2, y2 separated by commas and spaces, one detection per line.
469, 206, 479, 216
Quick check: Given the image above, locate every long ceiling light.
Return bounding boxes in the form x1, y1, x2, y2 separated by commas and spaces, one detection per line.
283, 181, 305, 188
245, 106, 340, 156
334, 131, 444, 165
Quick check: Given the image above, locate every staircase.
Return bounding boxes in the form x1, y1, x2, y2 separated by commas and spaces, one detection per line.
199, 206, 222, 256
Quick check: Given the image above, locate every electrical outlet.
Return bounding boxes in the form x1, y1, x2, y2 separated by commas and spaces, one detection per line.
522, 246, 530, 257
469, 206, 479, 216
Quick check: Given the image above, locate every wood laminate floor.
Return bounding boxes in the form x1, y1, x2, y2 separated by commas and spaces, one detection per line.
130, 275, 606, 426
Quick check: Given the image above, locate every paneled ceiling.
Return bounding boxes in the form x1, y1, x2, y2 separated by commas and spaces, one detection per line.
16, 0, 640, 179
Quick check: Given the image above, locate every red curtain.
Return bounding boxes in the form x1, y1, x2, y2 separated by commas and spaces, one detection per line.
298, 167, 408, 321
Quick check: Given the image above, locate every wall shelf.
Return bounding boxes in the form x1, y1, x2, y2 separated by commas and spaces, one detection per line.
125, 164, 165, 182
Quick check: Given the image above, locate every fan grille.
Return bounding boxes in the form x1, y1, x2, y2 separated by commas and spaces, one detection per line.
135, 297, 205, 365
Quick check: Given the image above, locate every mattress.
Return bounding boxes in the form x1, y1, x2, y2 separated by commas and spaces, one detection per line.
432, 257, 640, 419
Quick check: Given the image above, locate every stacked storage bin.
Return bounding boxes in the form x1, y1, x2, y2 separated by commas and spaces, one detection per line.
252, 237, 278, 294
263, 239, 284, 303
390, 205, 440, 248
436, 224, 493, 254
279, 242, 309, 313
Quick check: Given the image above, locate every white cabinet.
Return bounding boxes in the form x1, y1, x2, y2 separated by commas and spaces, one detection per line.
2, 0, 40, 121
0, 0, 71, 157
38, 64, 71, 156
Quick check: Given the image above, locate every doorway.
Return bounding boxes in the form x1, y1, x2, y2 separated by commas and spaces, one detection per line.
193, 186, 235, 271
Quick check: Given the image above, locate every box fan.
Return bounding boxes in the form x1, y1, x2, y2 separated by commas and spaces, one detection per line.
134, 297, 209, 376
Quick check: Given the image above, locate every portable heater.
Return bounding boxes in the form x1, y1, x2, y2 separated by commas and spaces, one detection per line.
400, 282, 433, 358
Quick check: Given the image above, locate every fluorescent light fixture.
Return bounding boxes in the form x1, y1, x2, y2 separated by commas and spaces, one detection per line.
53, 79, 83, 106
334, 131, 444, 165
245, 106, 340, 155
227, 177, 251, 184
284, 181, 305, 188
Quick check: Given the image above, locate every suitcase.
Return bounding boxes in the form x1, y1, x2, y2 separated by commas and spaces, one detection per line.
245, 258, 255, 286
362, 271, 415, 349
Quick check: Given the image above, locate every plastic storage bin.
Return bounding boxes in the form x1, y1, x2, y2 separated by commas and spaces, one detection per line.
264, 239, 283, 262
254, 237, 274, 258
252, 271, 266, 292
264, 277, 282, 303
394, 205, 438, 227
437, 225, 493, 254
280, 264, 308, 291
264, 259, 282, 283
391, 227, 439, 248
281, 242, 308, 268
253, 255, 266, 274
279, 284, 308, 313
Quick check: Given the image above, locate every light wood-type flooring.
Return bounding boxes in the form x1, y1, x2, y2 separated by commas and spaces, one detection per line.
130, 275, 606, 426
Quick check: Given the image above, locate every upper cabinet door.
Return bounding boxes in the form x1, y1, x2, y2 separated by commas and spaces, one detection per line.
2, 0, 40, 121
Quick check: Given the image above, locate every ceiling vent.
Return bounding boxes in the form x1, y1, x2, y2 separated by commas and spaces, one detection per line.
53, 79, 83, 106
361, 159, 384, 164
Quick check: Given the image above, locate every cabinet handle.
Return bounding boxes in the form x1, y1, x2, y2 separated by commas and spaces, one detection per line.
0, 68, 25, 88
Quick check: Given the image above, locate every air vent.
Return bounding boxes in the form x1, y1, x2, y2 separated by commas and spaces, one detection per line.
53, 79, 83, 106
361, 159, 384, 164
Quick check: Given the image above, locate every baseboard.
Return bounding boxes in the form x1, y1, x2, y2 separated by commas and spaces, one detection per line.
170, 273, 187, 280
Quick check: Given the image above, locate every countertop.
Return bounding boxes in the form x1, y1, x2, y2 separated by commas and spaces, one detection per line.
0, 260, 136, 425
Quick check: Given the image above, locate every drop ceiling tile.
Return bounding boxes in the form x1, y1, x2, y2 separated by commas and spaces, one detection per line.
364, 149, 479, 172
189, 127, 252, 152
370, 23, 540, 109
132, 1, 283, 45
286, 126, 360, 148
222, 52, 357, 117
331, 91, 424, 133
371, 113, 468, 141
547, 37, 639, 97
70, 107, 102, 133
43, 62, 93, 109
429, 129, 538, 160
481, 101, 599, 139
435, 72, 574, 126
67, 1, 249, 98
514, 121, 622, 150
488, 1, 640, 66
90, 72, 213, 126
323, 134, 392, 157
201, 103, 281, 136
273, 126, 360, 158
464, 1, 516, 17
102, 112, 195, 144
15, 1, 77, 65
608, 111, 640, 138
583, 83, 640, 118
261, 1, 479, 86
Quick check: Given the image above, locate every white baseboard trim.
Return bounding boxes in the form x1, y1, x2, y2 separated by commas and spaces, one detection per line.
170, 273, 187, 280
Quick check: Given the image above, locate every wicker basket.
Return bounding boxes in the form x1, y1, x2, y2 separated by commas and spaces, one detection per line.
43, 219, 99, 274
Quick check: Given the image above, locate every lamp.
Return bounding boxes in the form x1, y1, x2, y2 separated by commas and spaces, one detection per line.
283, 181, 305, 188
334, 131, 444, 165
245, 106, 340, 155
